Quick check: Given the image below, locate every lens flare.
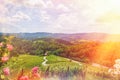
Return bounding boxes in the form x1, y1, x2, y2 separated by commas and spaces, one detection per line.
94, 35, 120, 67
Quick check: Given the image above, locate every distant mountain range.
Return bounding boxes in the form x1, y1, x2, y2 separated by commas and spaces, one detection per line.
1, 32, 120, 42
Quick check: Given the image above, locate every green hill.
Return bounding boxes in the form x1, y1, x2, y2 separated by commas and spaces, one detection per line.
3, 54, 113, 80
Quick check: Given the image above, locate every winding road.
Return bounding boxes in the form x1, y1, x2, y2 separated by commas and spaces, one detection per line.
41, 56, 82, 66
42, 56, 48, 66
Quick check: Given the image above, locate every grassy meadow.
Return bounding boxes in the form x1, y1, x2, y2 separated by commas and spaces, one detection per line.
2, 54, 115, 80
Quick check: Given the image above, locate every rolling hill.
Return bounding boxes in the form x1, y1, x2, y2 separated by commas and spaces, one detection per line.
1, 32, 120, 42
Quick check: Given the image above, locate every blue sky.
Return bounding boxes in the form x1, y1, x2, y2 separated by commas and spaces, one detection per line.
0, 0, 120, 33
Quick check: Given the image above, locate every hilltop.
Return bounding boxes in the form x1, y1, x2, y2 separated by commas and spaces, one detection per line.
1, 32, 120, 42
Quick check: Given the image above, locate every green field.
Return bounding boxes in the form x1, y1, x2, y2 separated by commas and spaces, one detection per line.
4, 55, 81, 72
3, 54, 114, 80
46, 55, 81, 72
4, 55, 43, 69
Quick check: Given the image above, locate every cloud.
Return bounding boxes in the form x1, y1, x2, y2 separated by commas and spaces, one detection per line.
40, 11, 51, 22
5, 0, 46, 8
24, 0, 46, 8
6, 0, 70, 12
12, 11, 31, 22
45, 0, 120, 33
5, 0, 25, 6
1, 0, 120, 33
46, 0, 54, 8
0, 11, 31, 24
56, 4, 70, 12
0, 4, 8, 15
0, 0, 31, 24
48, 12, 94, 33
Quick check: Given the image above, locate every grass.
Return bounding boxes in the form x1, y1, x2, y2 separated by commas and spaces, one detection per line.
46, 55, 68, 64
4, 55, 81, 71
4, 55, 44, 71
3, 55, 44, 79
46, 55, 81, 72
3, 54, 113, 80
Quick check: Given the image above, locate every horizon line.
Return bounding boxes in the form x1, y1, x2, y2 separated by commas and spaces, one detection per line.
0, 32, 120, 35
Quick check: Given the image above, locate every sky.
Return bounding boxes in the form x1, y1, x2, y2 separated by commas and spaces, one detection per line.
0, 0, 120, 33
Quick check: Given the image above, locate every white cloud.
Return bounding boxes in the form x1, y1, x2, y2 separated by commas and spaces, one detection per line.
5, 0, 70, 12
5, 0, 25, 7
24, 0, 46, 8
0, 1, 31, 24
0, 11, 31, 24
46, 0, 54, 8
40, 11, 51, 22
49, 12, 92, 33
46, 0, 120, 33
56, 4, 70, 12
5, 0, 46, 8
0, 4, 8, 15
12, 11, 31, 22
1, 0, 120, 33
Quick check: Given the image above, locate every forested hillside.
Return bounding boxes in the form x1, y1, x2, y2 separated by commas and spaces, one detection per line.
0, 36, 118, 67
2, 32, 120, 42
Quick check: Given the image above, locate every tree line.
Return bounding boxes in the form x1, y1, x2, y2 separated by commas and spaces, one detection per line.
1, 36, 120, 67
